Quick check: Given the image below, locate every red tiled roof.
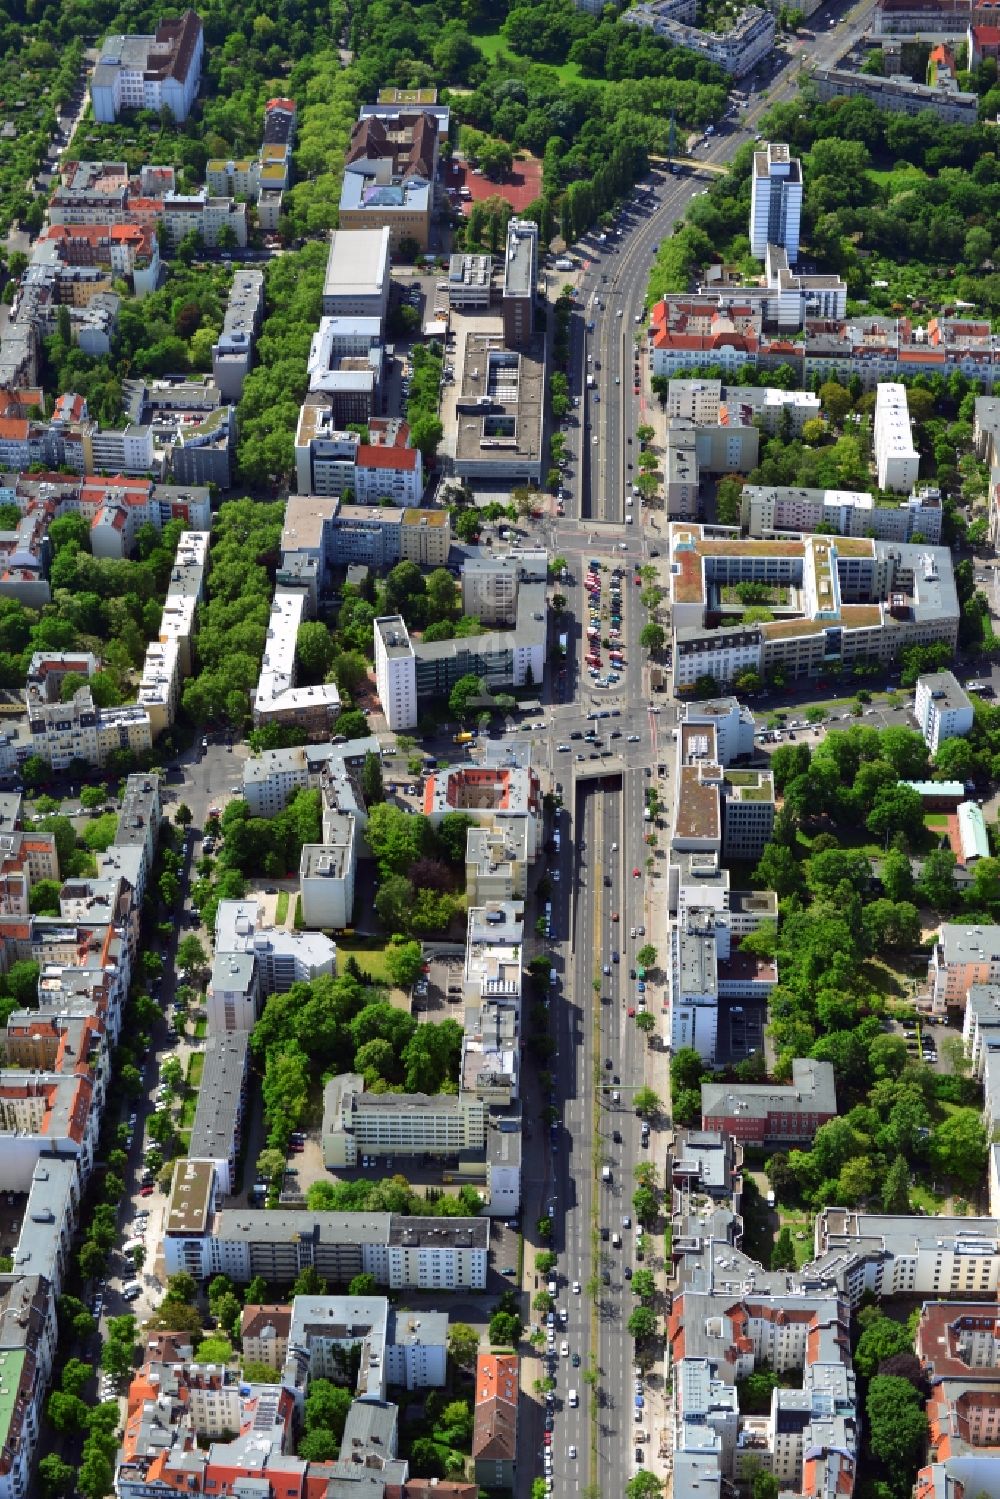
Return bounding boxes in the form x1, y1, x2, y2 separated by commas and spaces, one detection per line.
357, 443, 418, 470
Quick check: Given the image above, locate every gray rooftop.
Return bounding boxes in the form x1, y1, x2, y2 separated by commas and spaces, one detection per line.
187, 1032, 250, 1165
702, 1057, 836, 1120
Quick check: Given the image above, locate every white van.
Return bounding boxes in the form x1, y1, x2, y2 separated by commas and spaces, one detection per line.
568, 1389, 578, 1407
602, 1166, 612, 1183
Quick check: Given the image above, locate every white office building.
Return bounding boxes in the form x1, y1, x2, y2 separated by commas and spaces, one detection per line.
875, 382, 920, 493
749, 143, 802, 262
915, 670, 974, 755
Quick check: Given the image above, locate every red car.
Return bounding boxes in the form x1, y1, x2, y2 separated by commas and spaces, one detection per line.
544, 1433, 553, 1446
632, 867, 641, 878
611, 912, 619, 922
140, 1184, 155, 1197
628, 1006, 636, 1017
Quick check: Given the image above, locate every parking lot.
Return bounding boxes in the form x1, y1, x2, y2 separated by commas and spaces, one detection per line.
414, 951, 466, 1019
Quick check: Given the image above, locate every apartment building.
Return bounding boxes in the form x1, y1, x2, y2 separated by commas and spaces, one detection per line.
915, 1299, 1000, 1497
749, 143, 802, 262
299, 810, 356, 929
929, 924, 1000, 1015
322, 227, 392, 320
875, 382, 920, 492
91, 10, 203, 122
163, 1159, 488, 1286
280, 491, 446, 605
741, 482, 942, 544
915, 670, 974, 755
374, 558, 547, 725
211, 269, 264, 402
465, 823, 530, 904
624, 0, 775, 75
668, 524, 960, 689
812, 64, 978, 124
502, 218, 537, 350
252, 587, 341, 735
375, 614, 420, 731
294, 405, 422, 503
473, 1353, 519, 1492
668, 1128, 744, 1285
24, 652, 152, 770
137, 528, 208, 736
186, 1031, 249, 1195
207, 899, 336, 1033
241, 735, 381, 819
807, 1209, 1000, 1305
701, 1058, 837, 1144
667, 378, 820, 435
34, 222, 160, 297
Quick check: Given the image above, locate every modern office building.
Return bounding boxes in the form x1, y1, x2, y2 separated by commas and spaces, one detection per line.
322, 1074, 487, 1168
667, 525, 960, 690
749, 143, 803, 262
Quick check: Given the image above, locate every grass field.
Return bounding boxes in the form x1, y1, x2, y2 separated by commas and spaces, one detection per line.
473, 29, 606, 86
275, 890, 289, 924
869, 164, 929, 192
337, 937, 393, 984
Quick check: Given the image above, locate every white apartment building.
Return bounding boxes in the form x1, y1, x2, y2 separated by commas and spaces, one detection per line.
749, 143, 802, 261
137, 528, 209, 735
294, 405, 423, 505
299, 811, 356, 930
374, 615, 418, 731
808, 1209, 1000, 1305
741, 482, 943, 545
915, 670, 974, 755
875, 382, 920, 492
253, 587, 341, 735
161, 193, 248, 251
207, 899, 336, 1034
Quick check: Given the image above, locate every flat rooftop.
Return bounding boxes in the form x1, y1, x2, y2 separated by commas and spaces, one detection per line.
166, 1158, 215, 1235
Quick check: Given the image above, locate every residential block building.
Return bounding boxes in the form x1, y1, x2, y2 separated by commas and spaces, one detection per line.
929, 924, 1000, 1015
24, 651, 152, 770
163, 1158, 488, 1287
252, 586, 341, 735
473, 1353, 518, 1491
211, 269, 264, 402
624, 0, 776, 75
875, 382, 920, 492
741, 482, 942, 545
294, 406, 422, 503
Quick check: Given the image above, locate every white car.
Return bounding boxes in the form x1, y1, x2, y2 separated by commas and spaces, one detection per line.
572, 1280, 581, 1294
569, 1445, 577, 1459
560, 1340, 569, 1356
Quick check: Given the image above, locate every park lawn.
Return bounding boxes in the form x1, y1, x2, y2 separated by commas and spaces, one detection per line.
275, 890, 289, 924
336, 937, 393, 984
924, 813, 949, 829
909, 1179, 948, 1216
868, 164, 929, 192
193, 1016, 207, 1040
862, 955, 915, 1002
187, 1052, 205, 1089
473, 29, 607, 86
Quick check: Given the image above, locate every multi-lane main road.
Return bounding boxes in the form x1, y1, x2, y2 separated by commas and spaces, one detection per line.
525, 8, 888, 1493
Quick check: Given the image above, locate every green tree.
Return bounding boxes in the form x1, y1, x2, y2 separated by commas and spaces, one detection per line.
194, 1335, 233, 1363
348, 1273, 378, 1296
771, 1227, 796, 1271
626, 1475, 663, 1499
632, 1086, 661, 1119
930, 1108, 988, 1186
46, 1391, 89, 1433
636, 944, 657, 969
855, 1316, 913, 1378
292, 1266, 328, 1298
38, 1454, 76, 1499
361, 750, 384, 806
449, 1322, 480, 1369
866, 1374, 927, 1470
449, 673, 485, 720
627, 1307, 657, 1341
488, 1310, 522, 1346
882, 1154, 911, 1214
296, 621, 336, 683
384, 938, 424, 987
639, 622, 665, 651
